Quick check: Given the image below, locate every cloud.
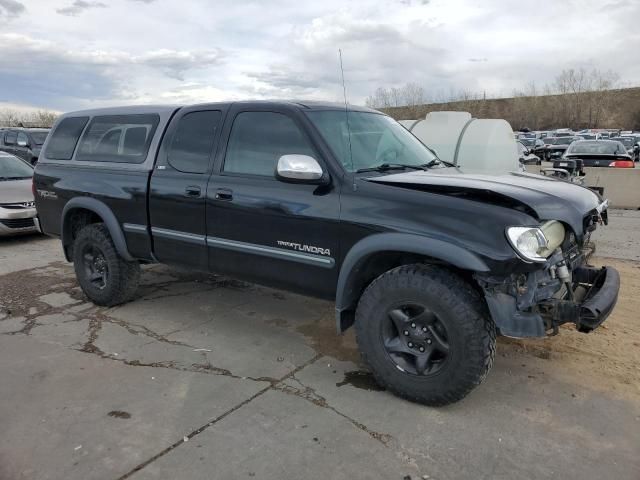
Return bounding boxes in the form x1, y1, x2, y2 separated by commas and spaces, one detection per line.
2, 0, 640, 111
138, 49, 224, 81
0, 33, 225, 110
0, 0, 25, 20
56, 0, 107, 16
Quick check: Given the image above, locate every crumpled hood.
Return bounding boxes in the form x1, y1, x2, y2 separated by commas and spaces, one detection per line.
0, 179, 34, 204
365, 169, 602, 239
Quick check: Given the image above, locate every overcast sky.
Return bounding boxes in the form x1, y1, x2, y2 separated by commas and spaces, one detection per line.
1, 0, 639, 112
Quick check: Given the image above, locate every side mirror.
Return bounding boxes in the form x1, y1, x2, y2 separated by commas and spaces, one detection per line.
634, 145, 639, 152
276, 154, 326, 183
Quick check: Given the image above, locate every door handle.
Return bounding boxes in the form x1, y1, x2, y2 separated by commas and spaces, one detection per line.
185, 186, 201, 197
215, 188, 233, 201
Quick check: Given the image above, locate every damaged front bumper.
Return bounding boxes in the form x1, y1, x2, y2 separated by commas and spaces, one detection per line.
477, 258, 620, 338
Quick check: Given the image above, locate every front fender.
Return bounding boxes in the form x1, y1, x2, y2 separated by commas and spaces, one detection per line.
335, 233, 490, 332
61, 197, 134, 262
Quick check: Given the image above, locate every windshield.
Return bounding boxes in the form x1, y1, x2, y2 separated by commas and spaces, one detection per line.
30, 132, 49, 145
0, 154, 33, 179
550, 137, 576, 145
306, 111, 438, 172
519, 138, 535, 147
617, 137, 634, 147
567, 141, 628, 155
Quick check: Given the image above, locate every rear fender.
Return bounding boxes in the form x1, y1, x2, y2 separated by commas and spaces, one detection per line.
61, 197, 134, 262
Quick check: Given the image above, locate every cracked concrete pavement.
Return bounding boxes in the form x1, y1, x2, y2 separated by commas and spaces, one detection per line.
1, 213, 640, 480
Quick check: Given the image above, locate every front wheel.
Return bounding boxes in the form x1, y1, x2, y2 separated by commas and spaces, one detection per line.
73, 223, 141, 306
354, 264, 496, 406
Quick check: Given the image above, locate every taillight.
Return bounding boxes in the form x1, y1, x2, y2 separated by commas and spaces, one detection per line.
32, 177, 37, 197
609, 160, 634, 168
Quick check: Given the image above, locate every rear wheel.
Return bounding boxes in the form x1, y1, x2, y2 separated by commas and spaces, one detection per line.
354, 264, 496, 406
73, 223, 140, 306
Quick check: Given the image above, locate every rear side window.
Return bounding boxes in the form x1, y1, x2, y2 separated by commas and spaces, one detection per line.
44, 117, 89, 160
76, 114, 159, 163
223, 112, 315, 177
167, 110, 222, 174
4, 131, 17, 146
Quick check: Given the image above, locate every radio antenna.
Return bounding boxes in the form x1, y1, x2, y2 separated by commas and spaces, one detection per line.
338, 49, 354, 176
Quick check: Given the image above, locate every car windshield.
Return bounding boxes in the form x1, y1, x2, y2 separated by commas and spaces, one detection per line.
305, 111, 439, 172
30, 132, 49, 145
550, 137, 576, 145
519, 138, 535, 146
567, 141, 627, 155
0, 154, 33, 179
617, 137, 634, 147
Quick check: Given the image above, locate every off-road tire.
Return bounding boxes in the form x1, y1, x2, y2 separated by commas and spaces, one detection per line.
73, 223, 140, 306
355, 264, 496, 406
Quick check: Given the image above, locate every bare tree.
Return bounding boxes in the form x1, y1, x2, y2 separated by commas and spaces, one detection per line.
366, 67, 625, 129
0, 108, 59, 127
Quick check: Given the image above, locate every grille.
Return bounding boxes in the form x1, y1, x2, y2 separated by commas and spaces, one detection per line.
0, 218, 35, 229
0, 202, 35, 210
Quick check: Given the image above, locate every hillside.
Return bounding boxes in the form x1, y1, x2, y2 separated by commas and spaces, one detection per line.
382, 87, 640, 131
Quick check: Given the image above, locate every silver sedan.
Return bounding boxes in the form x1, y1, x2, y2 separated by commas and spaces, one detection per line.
0, 152, 39, 236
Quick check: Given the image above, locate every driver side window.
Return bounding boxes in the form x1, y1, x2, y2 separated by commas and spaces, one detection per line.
223, 112, 315, 177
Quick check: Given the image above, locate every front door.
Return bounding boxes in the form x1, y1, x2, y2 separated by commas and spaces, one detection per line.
16, 132, 31, 163
206, 106, 341, 298
148, 107, 224, 269
2, 130, 17, 157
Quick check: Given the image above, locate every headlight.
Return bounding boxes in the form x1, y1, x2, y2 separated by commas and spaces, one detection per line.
506, 226, 549, 263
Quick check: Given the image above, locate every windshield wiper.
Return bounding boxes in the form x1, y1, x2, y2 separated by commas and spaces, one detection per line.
356, 163, 426, 173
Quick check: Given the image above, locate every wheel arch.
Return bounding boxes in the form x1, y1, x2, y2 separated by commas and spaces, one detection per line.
335, 233, 490, 333
61, 197, 134, 262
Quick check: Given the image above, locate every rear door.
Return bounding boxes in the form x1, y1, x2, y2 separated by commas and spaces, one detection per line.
148, 106, 226, 269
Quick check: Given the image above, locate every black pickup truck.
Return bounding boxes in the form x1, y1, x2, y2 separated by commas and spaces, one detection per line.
33, 101, 619, 406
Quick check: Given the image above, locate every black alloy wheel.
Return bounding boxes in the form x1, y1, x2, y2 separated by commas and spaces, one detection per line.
382, 303, 450, 376
81, 244, 109, 290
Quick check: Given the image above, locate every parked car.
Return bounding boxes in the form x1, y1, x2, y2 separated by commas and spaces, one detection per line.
0, 152, 39, 236
553, 129, 575, 137
543, 136, 581, 160
615, 136, 640, 161
34, 102, 618, 406
519, 137, 545, 157
0, 128, 50, 165
577, 133, 597, 141
564, 140, 635, 168
517, 141, 540, 165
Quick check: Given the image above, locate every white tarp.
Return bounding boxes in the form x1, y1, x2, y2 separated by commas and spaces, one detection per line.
405, 112, 521, 173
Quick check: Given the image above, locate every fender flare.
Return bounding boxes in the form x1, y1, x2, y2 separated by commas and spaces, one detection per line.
334, 233, 490, 332
61, 197, 134, 262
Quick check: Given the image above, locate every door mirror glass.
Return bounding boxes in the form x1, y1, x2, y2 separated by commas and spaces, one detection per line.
17, 132, 29, 148
276, 154, 323, 182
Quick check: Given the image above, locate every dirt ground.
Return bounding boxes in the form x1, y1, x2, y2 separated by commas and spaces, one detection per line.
499, 256, 640, 403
